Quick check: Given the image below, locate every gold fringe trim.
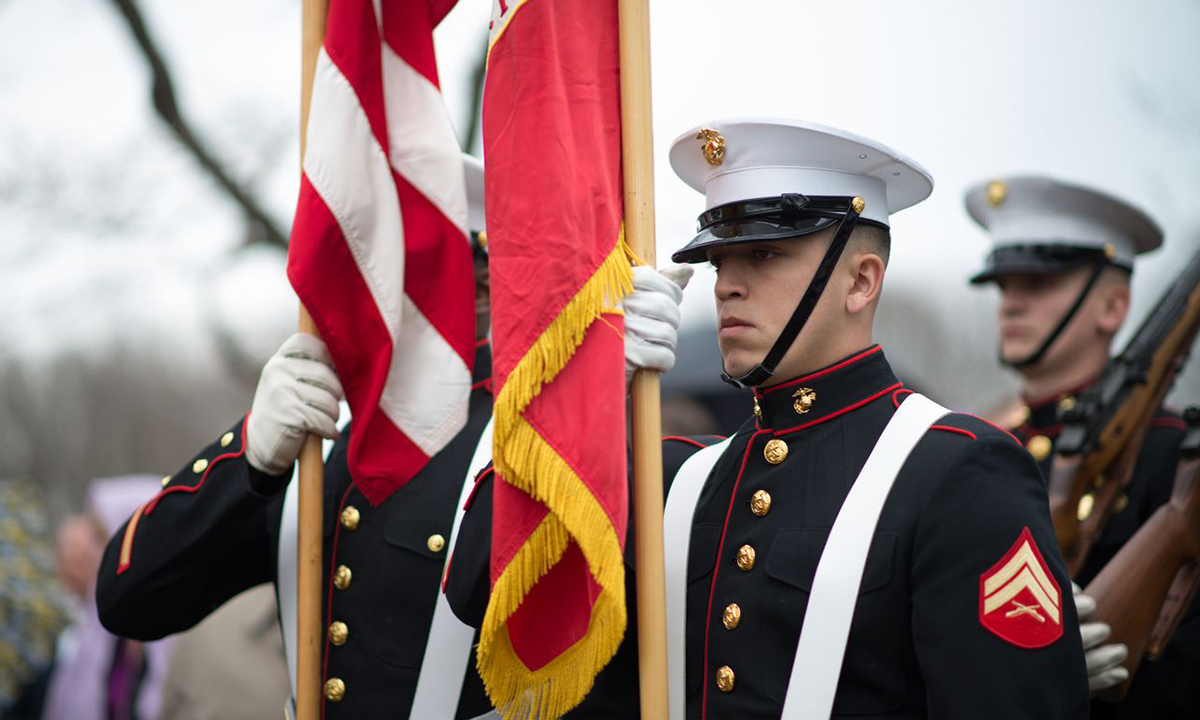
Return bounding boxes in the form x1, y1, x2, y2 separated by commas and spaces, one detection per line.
480, 235, 634, 719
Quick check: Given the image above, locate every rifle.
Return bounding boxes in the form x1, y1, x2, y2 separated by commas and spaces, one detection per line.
1046, 248, 1200, 576
1086, 407, 1200, 702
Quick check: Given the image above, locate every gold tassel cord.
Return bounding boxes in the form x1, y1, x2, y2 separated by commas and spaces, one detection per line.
481, 235, 635, 719
478, 419, 628, 719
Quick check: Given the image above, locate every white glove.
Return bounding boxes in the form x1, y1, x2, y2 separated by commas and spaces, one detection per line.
624, 264, 693, 384
1074, 582, 1129, 692
246, 333, 345, 475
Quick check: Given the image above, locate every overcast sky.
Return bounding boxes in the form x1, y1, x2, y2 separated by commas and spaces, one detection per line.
3, 0, 1199, 411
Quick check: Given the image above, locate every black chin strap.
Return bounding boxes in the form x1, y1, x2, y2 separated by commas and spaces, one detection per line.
721, 204, 863, 389
1004, 259, 1108, 369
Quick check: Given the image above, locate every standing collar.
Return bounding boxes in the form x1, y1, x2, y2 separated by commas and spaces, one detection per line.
751, 345, 902, 432
1017, 375, 1097, 434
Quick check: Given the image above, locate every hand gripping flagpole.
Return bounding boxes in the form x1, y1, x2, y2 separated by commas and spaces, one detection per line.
297, 1, 328, 718
618, 1, 670, 717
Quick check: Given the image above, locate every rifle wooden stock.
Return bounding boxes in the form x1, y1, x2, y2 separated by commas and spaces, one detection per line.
1087, 444, 1200, 702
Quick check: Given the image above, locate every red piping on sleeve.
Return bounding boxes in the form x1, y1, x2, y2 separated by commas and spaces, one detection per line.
963, 413, 1022, 446
891, 388, 914, 408
144, 416, 250, 516
121, 417, 250, 573
931, 425, 977, 441
462, 467, 494, 512
663, 436, 709, 450
1154, 417, 1187, 431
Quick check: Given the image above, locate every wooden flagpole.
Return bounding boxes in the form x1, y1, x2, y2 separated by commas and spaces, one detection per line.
618, 1, 669, 717
297, 1, 328, 718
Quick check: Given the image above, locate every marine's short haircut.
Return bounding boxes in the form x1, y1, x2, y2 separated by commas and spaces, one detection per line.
852, 221, 891, 266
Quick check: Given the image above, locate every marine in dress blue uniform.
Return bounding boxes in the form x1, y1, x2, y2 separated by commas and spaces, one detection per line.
447, 119, 1090, 718
966, 175, 1198, 717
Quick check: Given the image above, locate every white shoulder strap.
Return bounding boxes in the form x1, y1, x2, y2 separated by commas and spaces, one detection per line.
410, 418, 494, 718
279, 471, 300, 708
781, 393, 948, 719
664, 437, 733, 720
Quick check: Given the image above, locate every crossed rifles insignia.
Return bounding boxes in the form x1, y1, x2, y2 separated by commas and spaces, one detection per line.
978, 527, 1063, 648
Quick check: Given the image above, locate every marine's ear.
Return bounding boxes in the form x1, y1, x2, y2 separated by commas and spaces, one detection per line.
845, 249, 885, 316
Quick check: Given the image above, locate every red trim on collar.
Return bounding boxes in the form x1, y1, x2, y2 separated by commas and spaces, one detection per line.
891, 388, 914, 408
931, 425, 977, 441
758, 346, 883, 397
771, 382, 903, 436
700, 428, 771, 719
1017, 422, 1062, 439
145, 417, 250, 516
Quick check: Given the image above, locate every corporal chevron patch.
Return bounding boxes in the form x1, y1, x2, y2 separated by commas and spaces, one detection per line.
979, 526, 1063, 648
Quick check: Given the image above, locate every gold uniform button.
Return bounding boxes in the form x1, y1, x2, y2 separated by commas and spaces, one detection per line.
324, 678, 345, 702
340, 506, 360, 531
329, 621, 349, 646
427, 533, 446, 553
722, 603, 741, 630
1114, 493, 1129, 514
736, 545, 756, 571
1027, 435, 1052, 462
1076, 493, 1095, 522
715, 665, 735, 692
161, 474, 171, 488
763, 439, 788, 465
333, 565, 352, 590
750, 489, 771, 517
192, 458, 209, 474
220, 431, 235, 448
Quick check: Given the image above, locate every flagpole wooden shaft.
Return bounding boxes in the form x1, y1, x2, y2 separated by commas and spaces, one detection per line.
618, 1, 669, 718
297, 2, 327, 719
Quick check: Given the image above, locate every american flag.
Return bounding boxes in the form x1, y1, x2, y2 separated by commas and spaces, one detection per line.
287, 0, 474, 506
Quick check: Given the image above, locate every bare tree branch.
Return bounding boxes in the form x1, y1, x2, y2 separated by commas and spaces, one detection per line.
108, 0, 288, 248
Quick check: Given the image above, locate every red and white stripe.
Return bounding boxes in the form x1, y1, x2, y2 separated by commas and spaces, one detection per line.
287, 0, 474, 505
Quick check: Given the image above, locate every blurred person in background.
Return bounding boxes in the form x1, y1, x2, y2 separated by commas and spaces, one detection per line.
43, 475, 172, 720
967, 175, 1198, 716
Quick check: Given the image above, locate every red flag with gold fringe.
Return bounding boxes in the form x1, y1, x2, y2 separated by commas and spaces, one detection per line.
477, 0, 632, 716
